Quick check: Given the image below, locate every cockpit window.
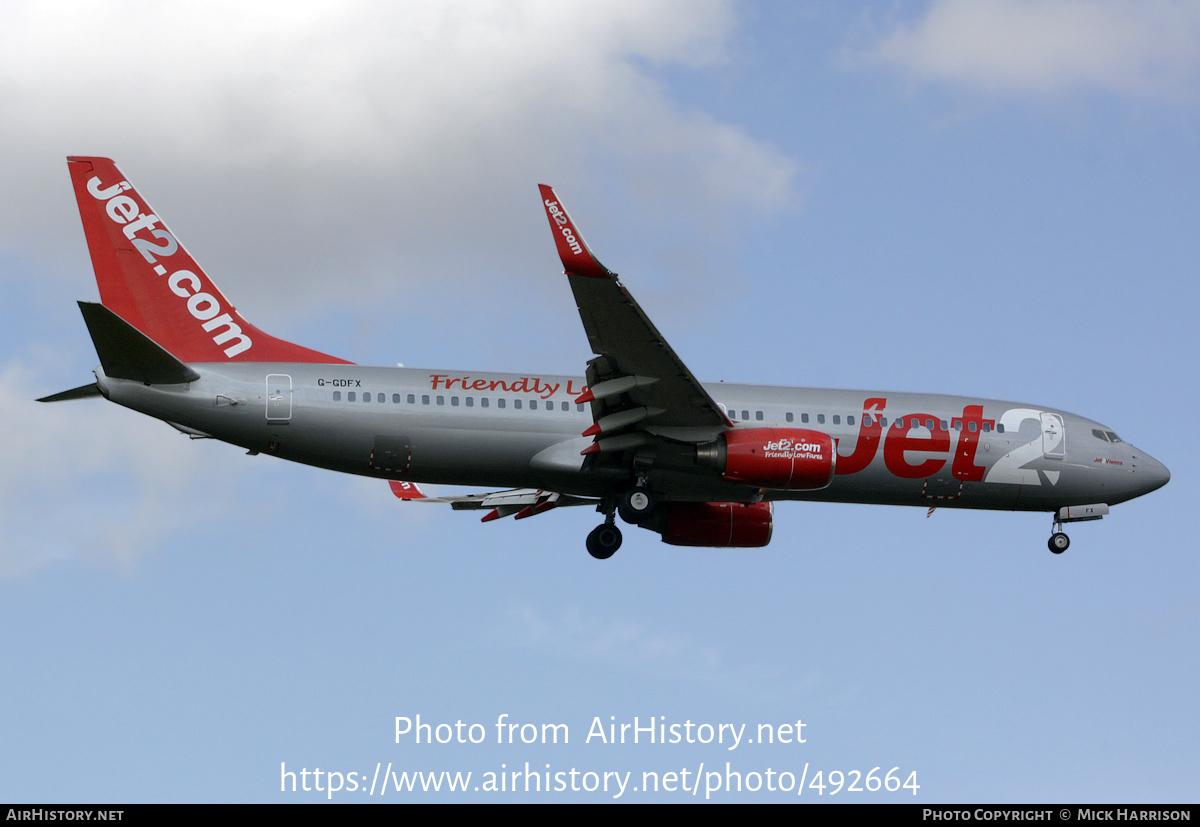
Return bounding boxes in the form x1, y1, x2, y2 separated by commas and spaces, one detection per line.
1093, 429, 1109, 442
1106, 431, 1123, 444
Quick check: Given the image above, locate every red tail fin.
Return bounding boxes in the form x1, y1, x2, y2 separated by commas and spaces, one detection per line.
67, 157, 351, 364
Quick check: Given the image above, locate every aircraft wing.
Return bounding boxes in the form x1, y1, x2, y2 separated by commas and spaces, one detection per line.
538, 185, 732, 456
392, 483, 598, 522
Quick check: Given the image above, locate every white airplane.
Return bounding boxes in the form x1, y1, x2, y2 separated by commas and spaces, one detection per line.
42, 157, 1169, 558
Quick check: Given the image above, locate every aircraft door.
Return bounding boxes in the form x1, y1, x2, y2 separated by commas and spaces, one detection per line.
266, 374, 292, 422
1040, 412, 1064, 459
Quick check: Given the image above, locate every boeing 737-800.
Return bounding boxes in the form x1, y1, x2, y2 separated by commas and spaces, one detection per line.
41, 157, 1169, 559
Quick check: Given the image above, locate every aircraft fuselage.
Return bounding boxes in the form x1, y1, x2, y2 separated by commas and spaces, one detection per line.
95, 363, 1168, 513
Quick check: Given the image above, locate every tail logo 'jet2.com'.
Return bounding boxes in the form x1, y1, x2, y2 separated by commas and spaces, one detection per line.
43, 157, 1169, 559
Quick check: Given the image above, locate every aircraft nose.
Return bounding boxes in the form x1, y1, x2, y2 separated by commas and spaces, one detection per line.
1132, 449, 1170, 496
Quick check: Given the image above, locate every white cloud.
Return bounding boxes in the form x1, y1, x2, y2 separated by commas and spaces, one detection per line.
0, 358, 247, 577
0, 0, 796, 315
0, 1, 801, 576
863, 0, 1200, 98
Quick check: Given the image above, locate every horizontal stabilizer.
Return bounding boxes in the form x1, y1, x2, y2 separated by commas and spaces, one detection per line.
37, 383, 103, 403
78, 301, 200, 385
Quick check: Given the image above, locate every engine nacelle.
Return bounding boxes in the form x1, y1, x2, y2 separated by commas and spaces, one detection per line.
697, 428, 835, 490
658, 501, 774, 548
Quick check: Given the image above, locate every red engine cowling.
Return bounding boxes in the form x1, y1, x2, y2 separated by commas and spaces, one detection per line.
717, 428, 835, 490
660, 501, 773, 548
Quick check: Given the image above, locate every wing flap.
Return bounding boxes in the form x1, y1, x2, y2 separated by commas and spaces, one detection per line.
395, 486, 598, 521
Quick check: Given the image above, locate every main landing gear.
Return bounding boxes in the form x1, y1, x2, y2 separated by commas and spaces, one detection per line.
586, 520, 622, 560
617, 485, 656, 525
1048, 515, 1070, 554
587, 485, 656, 559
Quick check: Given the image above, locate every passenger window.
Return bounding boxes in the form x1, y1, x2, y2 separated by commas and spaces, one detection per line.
514, 399, 522, 409
880, 417, 888, 427
817, 414, 825, 424
498, 398, 506, 409
576, 404, 585, 412
981, 422, 991, 433
833, 415, 840, 425
422, 395, 430, 405
847, 415, 855, 426
741, 410, 749, 420
954, 421, 963, 431
968, 421, 978, 432
348, 392, 356, 402
786, 412, 794, 423
481, 397, 489, 408
451, 396, 459, 406
756, 411, 763, 421
392, 394, 400, 403
333, 391, 341, 401
377, 393, 385, 403
530, 400, 538, 410
997, 424, 1004, 434
364, 393, 372, 403
801, 413, 809, 424
407, 394, 415, 404
436, 396, 444, 406
561, 402, 569, 411
466, 397, 474, 407
925, 419, 934, 429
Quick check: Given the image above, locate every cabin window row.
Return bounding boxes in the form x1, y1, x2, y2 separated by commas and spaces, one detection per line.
728, 409, 1003, 433
331, 390, 585, 413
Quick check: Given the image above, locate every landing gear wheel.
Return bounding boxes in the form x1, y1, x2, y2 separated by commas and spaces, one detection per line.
1048, 532, 1070, 554
617, 486, 656, 525
586, 523, 623, 560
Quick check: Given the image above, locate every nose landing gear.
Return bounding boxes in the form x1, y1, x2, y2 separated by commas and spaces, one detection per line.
1048, 514, 1070, 554
1048, 531, 1070, 554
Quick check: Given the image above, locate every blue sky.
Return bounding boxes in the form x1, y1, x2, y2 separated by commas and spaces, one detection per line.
1, 0, 1196, 802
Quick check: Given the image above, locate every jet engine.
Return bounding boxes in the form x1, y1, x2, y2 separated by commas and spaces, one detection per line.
696, 428, 835, 490
655, 501, 774, 548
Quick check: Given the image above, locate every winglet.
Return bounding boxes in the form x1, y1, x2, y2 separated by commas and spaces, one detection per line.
538, 185, 613, 279
389, 480, 427, 500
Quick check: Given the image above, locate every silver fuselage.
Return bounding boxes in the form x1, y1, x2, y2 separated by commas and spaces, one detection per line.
96, 363, 1170, 512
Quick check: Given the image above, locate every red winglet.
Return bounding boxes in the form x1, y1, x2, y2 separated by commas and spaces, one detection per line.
538, 185, 612, 279
67, 157, 351, 365
481, 509, 501, 523
575, 389, 595, 404
580, 442, 601, 456
513, 506, 534, 520
389, 480, 426, 499
581, 422, 601, 438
